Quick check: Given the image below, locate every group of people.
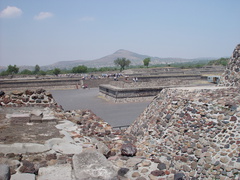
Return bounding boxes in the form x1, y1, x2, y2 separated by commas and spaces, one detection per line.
133, 77, 138, 82
76, 83, 88, 89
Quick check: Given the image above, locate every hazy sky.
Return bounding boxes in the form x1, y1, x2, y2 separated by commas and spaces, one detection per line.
0, 0, 239, 67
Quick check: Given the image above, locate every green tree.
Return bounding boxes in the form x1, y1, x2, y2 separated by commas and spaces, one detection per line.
7, 65, 19, 75
72, 65, 88, 73
53, 68, 61, 76
20, 69, 33, 75
34, 64, 40, 74
114, 58, 131, 72
38, 70, 46, 75
208, 58, 229, 66
143, 58, 151, 68
0, 71, 9, 76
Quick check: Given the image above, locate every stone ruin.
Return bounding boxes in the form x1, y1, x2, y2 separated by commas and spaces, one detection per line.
221, 44, 240, 86
0, 45, 240, 180
127, 87, 240, 179
0, 88, 60, 108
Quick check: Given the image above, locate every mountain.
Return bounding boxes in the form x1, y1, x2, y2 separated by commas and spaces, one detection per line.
1, 49, 216, 71
43, 49, 203, 70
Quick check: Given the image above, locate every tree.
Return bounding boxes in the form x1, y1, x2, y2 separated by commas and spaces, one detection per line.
53, 68, 61, 76
72, 65, 88, 73
208, 58, 229, 66
34, 64, 40, 74
20, 69, 33, 75
114, 58, 131, 72
143, 58, 151, 68
38, 70, 46, 75
7, 65, 19, 75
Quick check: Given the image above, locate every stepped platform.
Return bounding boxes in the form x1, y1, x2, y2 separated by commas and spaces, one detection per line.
99, 74, 213, 102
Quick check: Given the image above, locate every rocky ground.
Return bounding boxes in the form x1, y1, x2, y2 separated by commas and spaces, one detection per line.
0, 86, 239, 180
0, 44, 239, 179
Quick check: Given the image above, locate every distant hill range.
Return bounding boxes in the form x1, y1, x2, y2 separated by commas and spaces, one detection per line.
42, 49, 215, 70
1, 49, 216, 71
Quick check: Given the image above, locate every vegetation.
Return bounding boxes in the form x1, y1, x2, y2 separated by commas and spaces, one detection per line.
207, 58, 229, 66
72, 65, 88, 73
143, 58, 151, 68
0, 57, 226, 77
7, 65, 19, 75
114, 58, 131, 72
19, 69, 33, 75
52, 68, 61, 76
34, 64, 40, 74
38, 70, 47, 75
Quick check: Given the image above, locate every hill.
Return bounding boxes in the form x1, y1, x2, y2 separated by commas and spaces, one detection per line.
1, 49, 216, 71
43, 49, 212, 70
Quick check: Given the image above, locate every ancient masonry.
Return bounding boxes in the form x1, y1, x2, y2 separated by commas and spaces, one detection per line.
0, 88, 59, 108
0, 44, 239, 180
127, 87, 240, 179
221, 44, 240, 86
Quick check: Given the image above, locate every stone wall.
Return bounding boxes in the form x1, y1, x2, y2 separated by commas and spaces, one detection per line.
0, 77, 113, 91
123, 66, 224, 76
126, 87, 240, 179
99, 85, 163, 98
221, 44, 240, 86
110, 75, 203, 88
0, 89, 59, 108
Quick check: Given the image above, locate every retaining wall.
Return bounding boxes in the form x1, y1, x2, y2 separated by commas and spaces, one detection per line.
99, 85, 164, 99
0, 77, 113, 90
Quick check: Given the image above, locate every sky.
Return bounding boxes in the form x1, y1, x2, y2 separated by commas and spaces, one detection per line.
0, 0, 240, 67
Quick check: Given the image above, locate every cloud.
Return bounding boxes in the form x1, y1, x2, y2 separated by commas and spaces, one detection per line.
34, 12, 53, 20
79, 16, 95, 22
0, 6, 22, 18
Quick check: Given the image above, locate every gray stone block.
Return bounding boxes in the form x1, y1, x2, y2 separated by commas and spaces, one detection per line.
51, 142, 83, 155
73, 150, 117, 180
10, 114, 30, 124
11, 173, 35, 180
0, 143, 50, 154
30, 109, 43, 116
38, 164, 72, 180
0, 164, 10, 180
29, 115, 42, 123
42, 116, 57, 123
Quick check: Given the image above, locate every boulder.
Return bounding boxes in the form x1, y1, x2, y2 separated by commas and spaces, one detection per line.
0, 164, 10, 180
174, 172, 186, 180
19, 160, 36, 174
35, 88, 45, 94
121, 143, 137, 156
25, 89, 34, 95
118, 168, 129, 177
30, 110, 43, 123
73, 150, 117, 180
91, 138, 110, 156
11, 90, 24, 96
0, 91, 5, 96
